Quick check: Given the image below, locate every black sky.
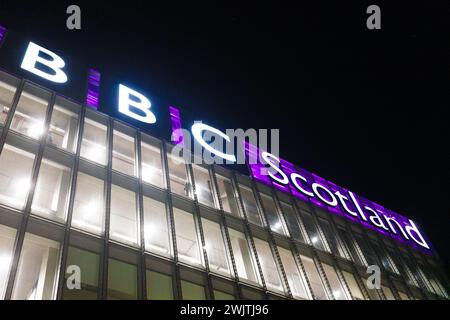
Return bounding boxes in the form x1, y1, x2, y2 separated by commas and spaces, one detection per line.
0, 1, 449, 270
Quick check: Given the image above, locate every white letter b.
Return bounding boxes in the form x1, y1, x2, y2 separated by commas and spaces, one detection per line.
118, 84, 156, 124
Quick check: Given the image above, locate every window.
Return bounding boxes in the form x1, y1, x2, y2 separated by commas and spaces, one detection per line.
353, 233, 377, 266
146, 270, 173, 300
322, 263, 349, 300
259, 193, 288, 236
110, 185, 138, 246
0, 144, 35, 210
31, 158, 71, 222
228, 228, 260, 285
192, 165, 216, 208
173, 208, 203, 267
143, 196, 171, 257
0, 71, 20, 124
107, 259, 137, 300
398, 290, 409, 300
167, 153, 191, 198
370, 240, 399, 275
253, 238, 284, 292
301, 211, 328, 252
72, 172, 105, 235
278, 246, 309, 299
80, 118, 108, 165
280, 202, 305, 242
181, 280, 205, 300
47, 97, 79, 152
214, 290, 235, 300
215, 174, 240, 217
12, 233, 60, 300
342, 271, 364, 300
238, 185, 263, 226
112, 130, 136, 176
318, 217, 347, 258
0, 224, 16, 299
338, 227, 365, 266
300, 255, 328, 300
202, 218, 231, 276
10, 84, 50, 140
381, 285, 396, 300
63, 247, 99, 300
141, 141, 164, 188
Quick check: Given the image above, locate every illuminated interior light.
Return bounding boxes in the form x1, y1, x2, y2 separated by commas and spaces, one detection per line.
311, 236, 319, 244
27, 122, 45, 139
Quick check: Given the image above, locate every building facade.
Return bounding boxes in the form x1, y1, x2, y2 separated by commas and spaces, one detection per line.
0, 68, 449, 300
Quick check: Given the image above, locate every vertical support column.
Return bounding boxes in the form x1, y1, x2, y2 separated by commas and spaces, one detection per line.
4, 92, 56, 299
0, 80, 25, 154
136, 131, 146, 300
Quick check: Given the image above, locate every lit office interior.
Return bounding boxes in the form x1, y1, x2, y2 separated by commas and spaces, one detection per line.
0, 70, 448, 300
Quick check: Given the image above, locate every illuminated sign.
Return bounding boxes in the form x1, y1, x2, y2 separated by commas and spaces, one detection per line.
245, 142, 431, 251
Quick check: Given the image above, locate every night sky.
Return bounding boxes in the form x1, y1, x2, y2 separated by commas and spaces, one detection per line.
0, 2, 449, 271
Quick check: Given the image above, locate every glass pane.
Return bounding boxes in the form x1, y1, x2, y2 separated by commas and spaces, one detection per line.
0, 224, 16, 299
278, 246, 309, 299
63, 247, 99, 300
300, 255, 328, 300
47, 98, 79, 152
146, 270, 173, 300
112, 130, 136, 176
322, 263, 349, 300
382, 285, 396, 300
214, 290, 235, 300
141, 141, 164, 188
181, 280, 205, 300
0, 71, 20, 124
353, 233, 377, 266
12, 233, 60, 300
202, 218, 231, 276
398, 291, 409, 300
0, 144, 35, 210
338, 228, 365, 266
192, 165, 215, 208
215, 174, 240, 217
253, 238, 284, 293
318, 218, 346, 258
143, 196, 171, 257
238, 185, 263, 226
72, 172, 105, 235
342, 271, 365, 300
107, 259, 137, 300
301, 211, 327, 252
80, 118, 107, 165
228, 228, 260, 285
260, 193, 288, 236
173, 208, 203, 267
280, 202, 304, 242
167, 153, 191, 197
10, 84, 50, 139
110, 185, 138, 246
31, 158, 71, 222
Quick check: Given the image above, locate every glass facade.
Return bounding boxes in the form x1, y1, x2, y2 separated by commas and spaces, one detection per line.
0, 69, 447, 300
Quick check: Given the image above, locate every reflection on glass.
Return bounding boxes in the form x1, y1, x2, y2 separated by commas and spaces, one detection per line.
63, 247, 99, 300
322, 263, 349, 300
141, 141, 164, 188
381, 285, 396, 300
47, 98, 79, 152
300, 255, 328, 300
238, 185, 263, 226
112, 130, 136, 176
342, 270, 364, 300
0, 71, 20, 124
215, 174, 240, 217
228, 228, 260, 285
10, 84, 50, 139
110, 184, 138, 246
301, 211, 328, 252
0, 144, 35, 210
72, 172, 105, 235
143, 196, 171, 257
318, 217, 346, 258
0, 224, 16, 299
107, 259, 137, 300
253, 238, 284, 292
80, 118, 107, 165
202, 218, 231, 276
192, 165, 216, 208
173, 208, 203, 267
32, 159, 71, 222
12, 233, 60, 300
280, 202, 305, 242
278, 246, 309, 299
167, 153, 190, 197
260, 193, 288, 236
